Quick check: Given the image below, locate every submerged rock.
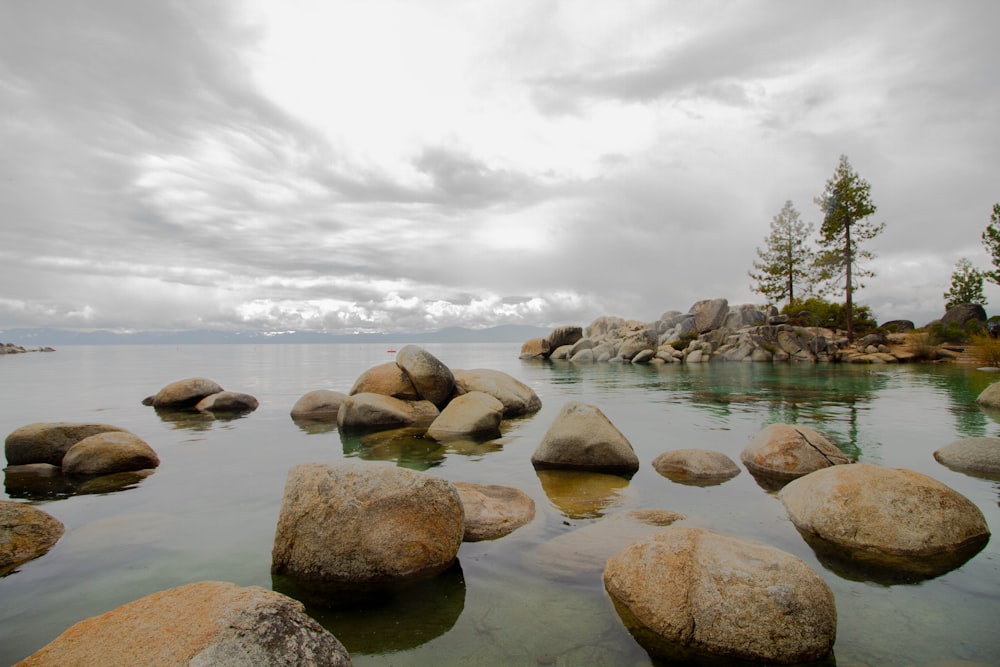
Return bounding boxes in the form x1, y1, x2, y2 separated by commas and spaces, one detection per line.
934, 437, 1000, 477
651, 449, 740, 485
453, 481, 535, 541
531, 402, 639, 476
195, 391, 259, 414
603, 526, 836, 664
0, 500, 64, 575
15, 581, 353, 666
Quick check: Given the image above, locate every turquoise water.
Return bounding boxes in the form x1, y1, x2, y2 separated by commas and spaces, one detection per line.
1, 344, 998, 666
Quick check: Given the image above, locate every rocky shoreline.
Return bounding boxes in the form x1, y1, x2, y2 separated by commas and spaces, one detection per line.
1, 343, 55, 355
521, 298, 968, 364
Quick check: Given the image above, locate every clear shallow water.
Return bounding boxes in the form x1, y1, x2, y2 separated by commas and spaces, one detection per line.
0, 344, 997, 666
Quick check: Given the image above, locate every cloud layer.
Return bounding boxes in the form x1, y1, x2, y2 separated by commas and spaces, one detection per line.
2, 1, 998, 333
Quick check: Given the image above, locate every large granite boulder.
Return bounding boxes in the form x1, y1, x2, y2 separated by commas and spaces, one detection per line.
940, 303, 987, 328
546, 325, 583, 350
452, 481, 535, 541
779, 463, 990, 579
689, 298, 729, 333
15, 581, 352, 666
933, 437, 1000, 476
61, 431, 160, 476
142, 377, 225, 408
519, 338, 550, 360
195, 391, 259, 414
652, 449, 740, 485
0, 500, 64, 575
604, 526, 836, 664
452, 368, 542, 417
5, 423, 127, 467
271, 462, 464, 598
531, 402, 640, 476
337, 393, 439, 431
425, 392, 504, 441
349, 362, 419, 400
741, 423, 851, 481
618, 329, 658, 361
395, 345, 455, 407
290, 390, 348, 421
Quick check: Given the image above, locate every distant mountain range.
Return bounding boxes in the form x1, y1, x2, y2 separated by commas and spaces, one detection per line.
0, 324, 552, 346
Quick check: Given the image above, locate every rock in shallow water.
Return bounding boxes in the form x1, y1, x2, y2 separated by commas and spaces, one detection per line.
0, 500, 64, 575
531, 401, 639, 476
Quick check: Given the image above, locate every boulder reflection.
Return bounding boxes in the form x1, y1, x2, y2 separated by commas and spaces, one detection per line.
3, 464, 154, 500
535, 469, 636, 519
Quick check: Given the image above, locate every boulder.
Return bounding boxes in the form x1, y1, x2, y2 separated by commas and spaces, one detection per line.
143, 377, 225, 408
0, 500, 64, 575
741, 423, 851, 481
336, 393, 439, 431
5, 422, 128, 466
531, 402, 640, 476
425, 392, 504, 441
546, 325, 583, 350
779, 463, 990, 578
15, 581, 352, 666
271, 462, 464, 596
618, 329, 658, 361
933, 437, 1000, 476
453, 481, 535, 541
452, 368, 542, 417
195, 391, 259, 413
349, 362, 419, 400
881, 319, 915, 332
603, 526, 836, 664
519, 337, 550, 359
652, 449, 740, 485
290, 390, 348, 420
395, 345, 455, 407
974, 382, 1000, 409
688, 298, 729, 333
584, 316, 628, 341
61, 431, 160, 476
940, 303, 987, 328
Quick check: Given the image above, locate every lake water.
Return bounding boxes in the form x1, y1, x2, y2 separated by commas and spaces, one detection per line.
1, 343, 998, 666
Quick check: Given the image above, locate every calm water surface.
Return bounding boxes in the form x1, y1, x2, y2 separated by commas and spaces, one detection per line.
1, 344, 998, 666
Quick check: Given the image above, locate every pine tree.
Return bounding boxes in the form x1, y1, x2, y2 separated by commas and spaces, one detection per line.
814, 155, 883, 341
748, 200, 815, 306
944, 258, 986, 309
979, 203, 1000, 285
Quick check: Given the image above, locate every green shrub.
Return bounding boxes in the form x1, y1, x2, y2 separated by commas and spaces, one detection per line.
781, 297, 877, 334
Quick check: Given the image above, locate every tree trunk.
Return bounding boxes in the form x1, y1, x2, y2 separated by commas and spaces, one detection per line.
845, 222, 854, 342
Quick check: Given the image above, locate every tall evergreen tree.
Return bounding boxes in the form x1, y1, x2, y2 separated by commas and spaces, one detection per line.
944, 258, 986, 309
814, 155, 882, 341
748, 200, 815, 306
979, 203, 1000, 285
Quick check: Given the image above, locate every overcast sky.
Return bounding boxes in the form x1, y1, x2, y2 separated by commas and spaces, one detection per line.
1, 1, 998, 334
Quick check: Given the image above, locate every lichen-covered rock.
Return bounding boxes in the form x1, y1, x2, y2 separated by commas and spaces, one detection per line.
453, 481, 535, 541
531, 402, 639, 475
603, 526, 836, 664
5, 423, 127, 467
652, 449, 740, 484
336, 393, 439, 431
425, 392, 504, 441
741, 423, 851, 481
143, 377, 224, 408
271, 462, 463, 596
779, 463, 990, 577
61, 431, 160, 476
452, 368, 541, 417
394, 345, 455, 407
0, 500, 64, 575
14, 581, 352, 666
933, 437, 1000, 476
349, 362, 419, 400
195, 391, 259, 413
290, 390, 348, 420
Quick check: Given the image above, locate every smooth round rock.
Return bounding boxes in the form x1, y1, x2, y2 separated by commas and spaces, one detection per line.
603, 526, 836, 664
453, 481, 535, 541
395, 345, 455, 407
195, 391, 259, 413
933, 437, 1000, 476
349, 362, 419, 400
5, 422, 128, 467
741, 423, 851, 480
531, 401, 639, 475
452, 368, 542, 417
61, 431, 160, 476
144, 377, 224, 408
0, 500, 65, 575
425, 392, 504, 441
290, 390, 348, 420
652, 449, 740, 484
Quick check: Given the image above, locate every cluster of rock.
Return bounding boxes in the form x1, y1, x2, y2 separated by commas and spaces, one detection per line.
4, 422, 160, 480
520, 297, 963, 364
0, 343, 55, 355
291, 344, 542, 440
142, 377, 259, 414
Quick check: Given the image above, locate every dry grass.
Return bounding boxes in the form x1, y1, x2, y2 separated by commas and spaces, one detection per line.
969, 333, 1000, 367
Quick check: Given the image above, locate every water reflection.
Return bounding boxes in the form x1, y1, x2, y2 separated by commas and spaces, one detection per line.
338, 427, 506, 470
152, 407, 255, 430
3, 464, 154, 500
277, 561, 466, 655
535, 469, 637, 519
